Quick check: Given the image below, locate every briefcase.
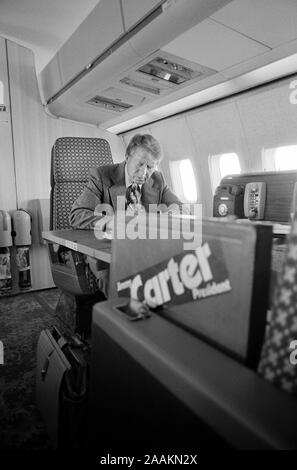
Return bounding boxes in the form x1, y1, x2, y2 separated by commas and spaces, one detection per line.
36, 327, 89, 448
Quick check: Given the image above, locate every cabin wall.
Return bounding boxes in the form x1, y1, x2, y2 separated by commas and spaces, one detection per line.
122, 75, 297, 216
0, 39, 16, 212
0, 38, 125, 293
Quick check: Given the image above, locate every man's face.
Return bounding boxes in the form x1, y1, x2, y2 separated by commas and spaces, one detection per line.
126, 148, 158, 185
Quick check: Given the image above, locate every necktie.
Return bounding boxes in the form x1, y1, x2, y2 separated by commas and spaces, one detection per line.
126, 183, 143, 213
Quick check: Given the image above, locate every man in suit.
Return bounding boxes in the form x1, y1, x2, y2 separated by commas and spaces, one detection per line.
69, 133, 184, 229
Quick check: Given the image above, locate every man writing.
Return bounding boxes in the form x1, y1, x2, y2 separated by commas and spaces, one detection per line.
69, 133, 184, 229
69, 133, 185, 298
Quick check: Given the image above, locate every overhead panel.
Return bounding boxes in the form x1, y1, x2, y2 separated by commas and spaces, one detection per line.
39, 54, 64, 106
49, 93, 118, 124
162, 18, 270, 71
121, 0, 165, 31
87, 95, 133, 113
128, 0, 232, 58
136, 51, 216, 86
211, 0, 297, 49
117, 53, 180, 98
58, 0, 123, 87
71, 42, 141, 102
40, 0, 124, 102
86, 50, 217, 114
87, 86, 149, 113
119, 75, 170, 96
42, 0, 233, 124
138, 55, 201, 85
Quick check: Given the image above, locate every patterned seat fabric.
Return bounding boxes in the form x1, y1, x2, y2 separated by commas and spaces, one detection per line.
50, 137, 113, 230
258, 220, 297, 395
49, 137, 113, 305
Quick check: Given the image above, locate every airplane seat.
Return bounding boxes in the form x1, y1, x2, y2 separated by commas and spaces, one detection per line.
258, 217, 297, 396
48, 136, 113, 336
88, 219, 297, 449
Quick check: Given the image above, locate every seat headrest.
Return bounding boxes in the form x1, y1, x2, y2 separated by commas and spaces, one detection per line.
51, 137, 113, 185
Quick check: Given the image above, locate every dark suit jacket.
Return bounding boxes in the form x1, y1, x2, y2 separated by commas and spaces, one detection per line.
69, 161, 183, 229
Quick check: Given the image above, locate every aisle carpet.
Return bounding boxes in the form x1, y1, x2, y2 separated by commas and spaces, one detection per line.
0, 289, 61, 450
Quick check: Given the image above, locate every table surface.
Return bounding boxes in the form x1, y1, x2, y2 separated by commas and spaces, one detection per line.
42, 229, 112, 263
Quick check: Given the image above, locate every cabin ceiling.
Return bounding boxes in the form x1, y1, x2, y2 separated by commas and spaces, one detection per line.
211, 0, 297, 48
102, 0, 297, 132
1, 0, 297, 132
0, 0, 100, 73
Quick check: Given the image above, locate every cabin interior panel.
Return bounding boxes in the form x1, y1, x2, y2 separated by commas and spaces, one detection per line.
1, 38, 124, 293
236, 79, 297, 171
0, 37, 17, 212
120, 73, 297, 218
185, 101, 250, 215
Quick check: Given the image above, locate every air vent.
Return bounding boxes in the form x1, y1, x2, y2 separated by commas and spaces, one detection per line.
138, 56, 202, 85
86, 86, 149, 112
87, 95, 133, 112
120, 77, 161, 95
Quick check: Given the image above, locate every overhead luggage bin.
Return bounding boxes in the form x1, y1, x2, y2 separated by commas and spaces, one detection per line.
39, 0, 231, 125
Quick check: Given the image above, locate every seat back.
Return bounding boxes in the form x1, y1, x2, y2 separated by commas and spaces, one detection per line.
48, 137, 112, 297
50, 137, 113, 230
258, 219, 297, 395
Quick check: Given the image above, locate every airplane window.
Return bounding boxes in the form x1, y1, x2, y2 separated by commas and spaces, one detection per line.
169, 158, 197, 203
275, 146, 297, 170
219, 153, 241, 178
262, 145, 297, 171
209, 153, 241, 193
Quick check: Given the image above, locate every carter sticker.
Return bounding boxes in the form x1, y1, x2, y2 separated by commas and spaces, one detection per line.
117, 241, 231, 309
